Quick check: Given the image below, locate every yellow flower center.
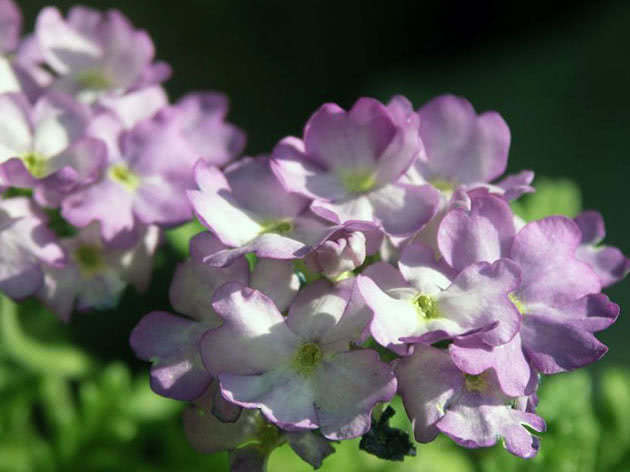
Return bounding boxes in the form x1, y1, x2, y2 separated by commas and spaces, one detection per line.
292, 342, 323, 376
412, 294, 441, 320
339, 170, 377, 194
22, 152, 48, 178
108, 164, 140, 192
509, 293, 527, 315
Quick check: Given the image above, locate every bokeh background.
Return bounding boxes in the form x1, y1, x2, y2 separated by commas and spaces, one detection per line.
5, 1, 630, 471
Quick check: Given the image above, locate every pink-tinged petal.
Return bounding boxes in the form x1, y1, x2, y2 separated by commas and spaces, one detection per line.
511, 216, 601, 306
37, 263, 79, 322
438, 191, 515, 271
286, 279, 363, 347
494, 170, 535, 200
0, 0, 21, 54
399, 241, 456, 296
133, 178, 192, 226
434, 259, 521, 346
372, 104, 422, 186
449, 334, 535, 397
574, 210, 605, 245
304, 98, 396, 172
0, 92, 32, 160
61, 178, 136, 245
0, 158, 36, 188
356, 272, 418, 355
202, 283, 299, 375
169, 232, 249, 322
395, 344, 464, 442
250, 258, 300, 313
31, 91, 90, 158
271, 136, 348, 201
183, 387, 259, 454
175, 92, 246, 167
224, 157, 310, 220
313, 349, 397, 440
417, 94, 510, 184
132, 60, 171, 89
188, 161, 264, 247
368, 183, 440, 236
130, 311, 211, 401
519, 294, 619, 374
220, 368, 318, 431
118, 224, 160, 293
35, 7, 102, 76
436, 401, 544, 458
286, 431, 335, 469
35, 137, 107, 207
574, 211, 629, 287
97, 85, 168, 128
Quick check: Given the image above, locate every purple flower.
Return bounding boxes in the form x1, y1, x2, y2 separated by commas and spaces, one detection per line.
357, 243, 521, 354
201, 280, 396, 439
574, 210, 630, 288
188, 156, 379, 267
130, 232, 299, 401
396, 344, 545, 458
444, 215, 619, 393
399, 94, 533, 200
37, 224, 160, 321
0, 92, 106, 206
0, 196, 65, 299
271, 97, 440, 236
183, 383, 335, 470
61, 110, 193, 246
0, 0, 20, 55
35, 6, 170, 103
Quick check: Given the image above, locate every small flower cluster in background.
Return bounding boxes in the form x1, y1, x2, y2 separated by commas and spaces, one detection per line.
1, 2, 628, 471
0, 0, 244, 320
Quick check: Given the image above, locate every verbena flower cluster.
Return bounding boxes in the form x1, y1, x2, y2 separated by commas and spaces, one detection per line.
1, 2, 628, 471
0, 1, 244, 320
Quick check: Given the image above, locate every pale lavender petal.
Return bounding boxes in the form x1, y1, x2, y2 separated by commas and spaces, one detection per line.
0, 92, 32, 160
271, 136, 348, 201
130, 311, 211, 400
417, 94, 510, 184
169, 232, 249, 322
188, 161, 267, 247
250, 258, 300, 313
521, 301, 615, 374
0, 0, 21, 54
37, 263, 79, 322
313, 349, 396, 440
225, 157, 310, 220
62, 178, 136, 245
304, 98, 396, 172
97, 85, 168, 128
449, 334, 535, 397
202, 283, 299, 375
511, 216, 601, 306
175, 92, 246, 167
133, 179, 192, 226
494, 170, 535, 200
438, 191, 515, 271
399, 240, 456, 296
433, 259, 521, 346
436, 400, 544, 458
220, 368, 318, 431
116, 224, 160, 293
395, 344, 464, 442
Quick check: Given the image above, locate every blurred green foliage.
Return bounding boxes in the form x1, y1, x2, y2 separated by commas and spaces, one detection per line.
0, 177, 627, 471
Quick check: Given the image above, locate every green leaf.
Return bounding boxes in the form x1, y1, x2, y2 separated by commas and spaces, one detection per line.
511, 177, 582, 221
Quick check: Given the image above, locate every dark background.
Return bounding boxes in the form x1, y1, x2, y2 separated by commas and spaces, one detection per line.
19, 0, 630, 365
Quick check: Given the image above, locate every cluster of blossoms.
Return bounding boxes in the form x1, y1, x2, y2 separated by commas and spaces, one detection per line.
0, 1, 244, 320
2, 2, 628, 471
131, 94, 627, 467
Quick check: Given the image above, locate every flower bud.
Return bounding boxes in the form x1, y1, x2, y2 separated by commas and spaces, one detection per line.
306, 231, 366, 279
